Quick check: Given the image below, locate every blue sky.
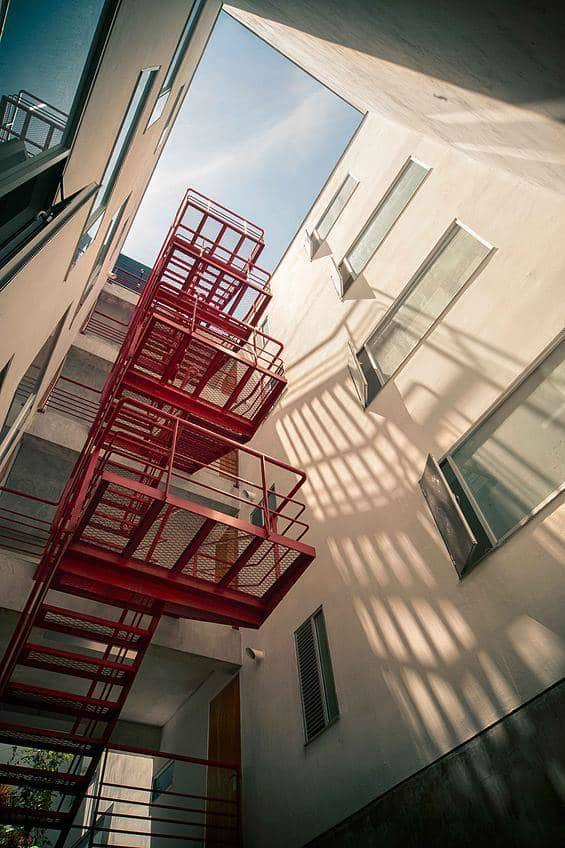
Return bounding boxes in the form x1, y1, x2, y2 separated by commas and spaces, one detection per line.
124, 12, 361, 272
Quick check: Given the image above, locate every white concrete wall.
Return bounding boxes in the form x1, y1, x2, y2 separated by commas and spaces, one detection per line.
237, 112, 565, 847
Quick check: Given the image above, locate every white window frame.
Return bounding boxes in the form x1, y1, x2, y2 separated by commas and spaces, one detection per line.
310, 172, 359, 246
146, 0, 206, 129
439, 330, 565, 552
339, 156, 431, 289
357, 219, 495, 403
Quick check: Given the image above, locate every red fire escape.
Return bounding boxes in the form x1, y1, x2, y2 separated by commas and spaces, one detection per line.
0, 190, 315, 845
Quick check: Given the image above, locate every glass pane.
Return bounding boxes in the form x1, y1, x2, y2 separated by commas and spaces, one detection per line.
346, 159, 428, 276
77, 199, 128, 309
92, 68, 157, 216
0, 0, 106, 158
161, 0, 205, 93
366, 225, 490, 381
450, 340, 565, 540
147, 90, 170, 129
315, 174, 357, 241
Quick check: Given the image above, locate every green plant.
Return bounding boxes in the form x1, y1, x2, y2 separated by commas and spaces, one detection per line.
0, 748, 73, 848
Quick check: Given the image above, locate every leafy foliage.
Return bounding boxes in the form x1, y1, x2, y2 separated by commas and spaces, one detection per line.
0, 748, 73, 848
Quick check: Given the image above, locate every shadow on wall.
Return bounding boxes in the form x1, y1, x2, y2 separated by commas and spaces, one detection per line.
305, 679, 565, 848
228, 0, 565, 115
257, 299, 565, 803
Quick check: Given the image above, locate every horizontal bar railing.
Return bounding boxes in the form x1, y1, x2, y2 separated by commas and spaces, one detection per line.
0, 89, 67, 153
69, 742, 241, 847
81, 307, 131, 347
0, 486, 59, 559
38, 375, 102, 427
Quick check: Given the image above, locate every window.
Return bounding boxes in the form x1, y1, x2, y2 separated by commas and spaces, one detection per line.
354, 221, 493, 405
0, 310, 68, 463
155, 85, 185, 152
310, 173, 358, 252
0, 0, 112, 259
74, 196, 129, 316
421, 335, 565, 577
71, 806, 113, 848
295, 608, 339, 744
337, 158, 430, 295
87, 67, 157, 229
152, 760, 174, 801
250, 485, 277, 528
147, 0, 205, 128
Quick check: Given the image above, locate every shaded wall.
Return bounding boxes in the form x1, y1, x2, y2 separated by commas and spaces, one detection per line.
306, 680, 565, 848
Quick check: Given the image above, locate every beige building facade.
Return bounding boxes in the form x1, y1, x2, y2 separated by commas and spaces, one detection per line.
0, 2, 564, 847
224, 2, 565, 845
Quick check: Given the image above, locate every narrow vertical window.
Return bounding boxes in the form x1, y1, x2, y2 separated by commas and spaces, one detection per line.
295, 608, 339, 744
152, 760, 174, 801
337, 158, 429, 294
313, 173, 358, 244
420, 335, 565, 576
74, 197, 129, 316
147, 0, 206, 128
355, 221, 493, 404
88, 67, 158, 224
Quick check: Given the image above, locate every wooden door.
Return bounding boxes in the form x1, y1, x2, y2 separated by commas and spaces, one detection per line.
207, 676, 241, 844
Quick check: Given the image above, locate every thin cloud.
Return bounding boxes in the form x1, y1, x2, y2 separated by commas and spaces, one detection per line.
124, 13, 360, 269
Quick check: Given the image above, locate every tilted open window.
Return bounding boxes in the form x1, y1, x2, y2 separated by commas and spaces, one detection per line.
421, 335, 565, 576
307, 173, 358, 258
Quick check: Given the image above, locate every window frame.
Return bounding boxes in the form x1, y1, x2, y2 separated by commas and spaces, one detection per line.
421, 331, 565, 576
294, 606, 339, 746
354, 219, 495, 406
308, 172, 359, 256
152, 760, 174, 802
73, 195, 130, 321
155, 84, 186, 153
146, 0, 206, 129
0, 0, 119, 263
337, 156, 431, 294
86, 66, 159, 231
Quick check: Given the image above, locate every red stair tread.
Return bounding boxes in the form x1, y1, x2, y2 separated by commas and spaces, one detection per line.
0, 720, 103, 756
0, 805, 71, 827
36, 604, 151, 649
20, 642, 135, 684
3, 682, 120, 719
0, 762, 86, 793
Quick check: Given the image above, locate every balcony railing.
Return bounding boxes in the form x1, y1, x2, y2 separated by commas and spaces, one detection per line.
38, 374, 102, 427
0, 486, 58, 559
81, 307, 130, 347
0, 734, 241, 848
109, 263, 148, 295
73, 743, 241, 848
0, 90, 67, 155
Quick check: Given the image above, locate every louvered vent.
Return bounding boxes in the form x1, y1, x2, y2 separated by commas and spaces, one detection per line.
295, 608, 339, 743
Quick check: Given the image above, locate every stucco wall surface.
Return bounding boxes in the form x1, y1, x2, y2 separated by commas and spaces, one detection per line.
237, 112, 565, 847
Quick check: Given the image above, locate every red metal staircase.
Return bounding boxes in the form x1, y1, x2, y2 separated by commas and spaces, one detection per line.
0, 191, 315, 847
